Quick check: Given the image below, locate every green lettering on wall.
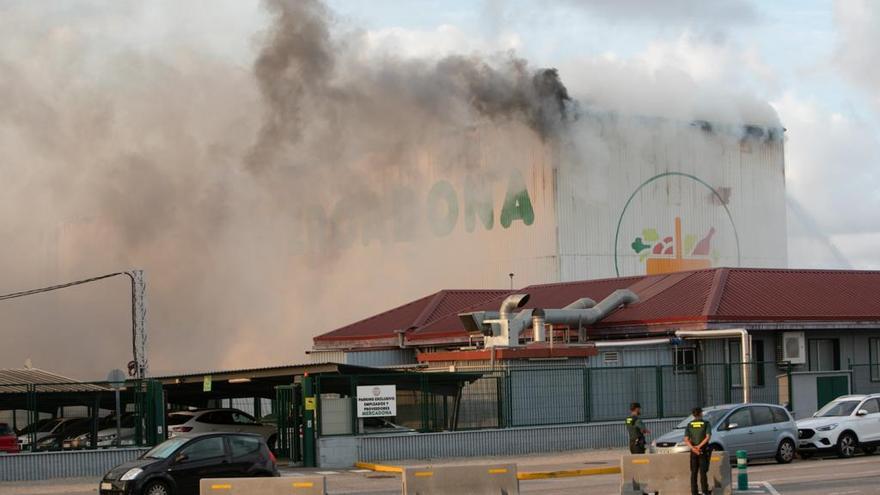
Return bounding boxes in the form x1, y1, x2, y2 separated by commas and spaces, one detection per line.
500, 170, 535, 228
426, 180, 459, 237
463, 175, 494, 232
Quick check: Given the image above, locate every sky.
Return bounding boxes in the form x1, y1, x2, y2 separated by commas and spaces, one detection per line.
2, 0, 880, 377
320, 0, 880, 269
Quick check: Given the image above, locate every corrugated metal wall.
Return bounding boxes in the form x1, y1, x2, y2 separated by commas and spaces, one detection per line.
353, 418, 681, 462
556, 118, 787, 281
0, 448, 149, 481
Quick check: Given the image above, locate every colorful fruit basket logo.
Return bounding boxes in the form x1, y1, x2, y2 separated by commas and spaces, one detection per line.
630, 217, 718, 275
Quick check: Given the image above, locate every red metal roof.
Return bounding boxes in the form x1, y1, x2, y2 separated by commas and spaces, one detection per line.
313, 289, 509, 344
314, 268, 880, 348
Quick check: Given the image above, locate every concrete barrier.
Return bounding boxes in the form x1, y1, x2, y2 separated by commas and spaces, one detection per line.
402, 463, 519, 495
620, 452, 731, 495
200, 476, 326, 495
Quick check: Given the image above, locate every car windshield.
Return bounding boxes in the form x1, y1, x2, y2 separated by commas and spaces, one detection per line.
815, 400, 861, 417
16, 420, 46, 435
37, 419, 63, 433
143, 437, 189, 459
675, 408, 731, 429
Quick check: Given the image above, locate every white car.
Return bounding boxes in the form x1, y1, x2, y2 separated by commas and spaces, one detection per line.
167, 409, 277, 449
797, 394, 880, 458
71, 413, 137, 448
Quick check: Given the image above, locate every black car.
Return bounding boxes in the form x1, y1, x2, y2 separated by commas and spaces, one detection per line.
99, 433, 278, 495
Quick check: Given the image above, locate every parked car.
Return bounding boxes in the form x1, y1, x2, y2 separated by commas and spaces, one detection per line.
167, 409, 276, 450
72, 413, 138, 448
797, 393, 880, 458
15, 418, 52, 437
0, 423, 20, 454
649, 403, 797, 464
35, 417, 92, 450
361, 417, 416, 434
99, 433, 278, 495
18, 417, 87, 450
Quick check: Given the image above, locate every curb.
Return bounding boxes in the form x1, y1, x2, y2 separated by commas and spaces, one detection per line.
354, 461, 621, 480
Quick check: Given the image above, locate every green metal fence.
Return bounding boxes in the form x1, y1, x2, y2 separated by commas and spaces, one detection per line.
313, 362, 792, 435
0, 379, 166, 452
849, 364, 880, 395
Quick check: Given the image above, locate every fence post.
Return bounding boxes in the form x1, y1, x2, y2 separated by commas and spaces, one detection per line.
350, 376, 358, 435
656, 366, 664, 419
302, 374, 317, 468
505, 369, 513, 428
582, 368, 589, 422
584, 368, 592, 423
420, 374, 429, 432
495, 375, 504, 428
26, 384, 36, 450
724, 364, 732, 404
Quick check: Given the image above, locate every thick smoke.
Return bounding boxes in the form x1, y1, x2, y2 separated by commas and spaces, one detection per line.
247, 0, 573, 175
0, 0, 778, 379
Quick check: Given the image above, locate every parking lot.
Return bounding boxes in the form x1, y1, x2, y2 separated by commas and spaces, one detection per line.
4, 449, 880, 495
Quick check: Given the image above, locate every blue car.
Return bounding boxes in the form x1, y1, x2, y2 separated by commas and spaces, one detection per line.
649, 403, 797, 464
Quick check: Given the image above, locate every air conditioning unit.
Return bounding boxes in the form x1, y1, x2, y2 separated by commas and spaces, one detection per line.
780, 332, 806, 364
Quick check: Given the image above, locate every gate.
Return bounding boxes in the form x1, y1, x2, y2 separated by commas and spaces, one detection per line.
274, 384, 303, 462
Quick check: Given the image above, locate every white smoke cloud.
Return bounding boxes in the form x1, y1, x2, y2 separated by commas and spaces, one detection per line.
834, 0, 880, 109
557, 0, 759, 26
774, 91, 880, 266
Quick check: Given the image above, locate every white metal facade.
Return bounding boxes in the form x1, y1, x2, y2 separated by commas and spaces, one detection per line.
316, 116, 787, 294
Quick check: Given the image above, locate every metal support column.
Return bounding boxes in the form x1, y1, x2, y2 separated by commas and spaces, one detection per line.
302, 375, 317, 467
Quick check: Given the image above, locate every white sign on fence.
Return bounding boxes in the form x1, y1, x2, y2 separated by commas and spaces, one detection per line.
356, 385, 397, 418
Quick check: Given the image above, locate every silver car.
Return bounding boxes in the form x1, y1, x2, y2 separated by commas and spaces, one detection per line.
167, 409, 277, 449
649, 403, 797, 464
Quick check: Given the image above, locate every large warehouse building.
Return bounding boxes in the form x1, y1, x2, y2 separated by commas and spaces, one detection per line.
302, 116, 788, 293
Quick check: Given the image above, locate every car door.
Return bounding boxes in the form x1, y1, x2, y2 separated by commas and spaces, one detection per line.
749, 406, 778, 456
167, 436, 234, 495
226, 435, 264, 476
720, 407, 755, 455
853, 398, 880, 444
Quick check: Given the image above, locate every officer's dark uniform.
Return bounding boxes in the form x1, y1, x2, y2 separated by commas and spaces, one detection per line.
625, 414, 647, 454
685, 418, 712, 495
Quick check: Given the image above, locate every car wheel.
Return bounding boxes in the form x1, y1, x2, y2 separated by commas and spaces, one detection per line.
775, 439, 796, 464
143, 481, 171, 495
863, 445, 877, 455
837, 432, 858, 458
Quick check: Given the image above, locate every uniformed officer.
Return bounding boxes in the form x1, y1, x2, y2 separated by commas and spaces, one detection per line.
625, 402, 651, 454
684, 407, 712, 495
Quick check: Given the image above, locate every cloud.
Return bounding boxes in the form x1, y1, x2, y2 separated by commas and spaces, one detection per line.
362, 24, 521, 60
834, 0, 880, 107
557, 0, 759, 26
773, 92, 880, 268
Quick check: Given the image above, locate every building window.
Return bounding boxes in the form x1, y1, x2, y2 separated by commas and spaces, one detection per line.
729, 339, 765, 387
674, 347, 697, 374
870, 339, 880, 382
808, 339, 840, 371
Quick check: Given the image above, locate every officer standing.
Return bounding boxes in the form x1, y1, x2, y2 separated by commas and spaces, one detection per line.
625, 402, 651, 454
684, 407, 712, 495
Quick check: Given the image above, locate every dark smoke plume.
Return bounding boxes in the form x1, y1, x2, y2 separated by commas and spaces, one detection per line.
247, 0, 575, 173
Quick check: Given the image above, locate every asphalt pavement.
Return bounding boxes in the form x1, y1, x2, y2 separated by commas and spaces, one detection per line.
4, 451, 880, 494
